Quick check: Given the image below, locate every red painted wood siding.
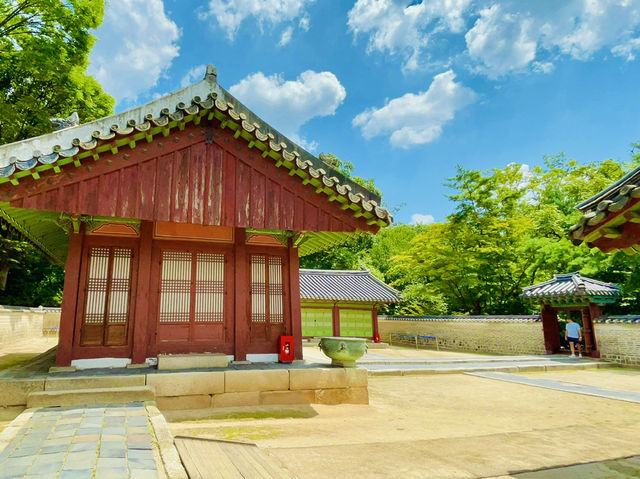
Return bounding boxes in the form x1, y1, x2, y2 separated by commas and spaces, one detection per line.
3, 124, 376, 233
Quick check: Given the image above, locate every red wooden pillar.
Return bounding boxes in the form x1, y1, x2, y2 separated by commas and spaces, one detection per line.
332, 305, 340, 337
587, 303, 603, 358
56, 225, 85, 366
234, 228, 248, 361
541, 304, 561, 354
131, 221, 153, 364
288, 238, 303, 360
372, 306, 379, 340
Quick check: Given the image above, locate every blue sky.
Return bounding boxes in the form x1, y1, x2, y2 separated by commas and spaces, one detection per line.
87, 0, 640, 225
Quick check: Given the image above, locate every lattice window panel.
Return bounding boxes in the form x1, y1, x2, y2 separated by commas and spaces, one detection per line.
251, 255, 285, 324
159, 251, 192, 323
251, 255, 267, 322
83, 247, 133, 326
194, 253, 225, 322
84, 247, 110, 324
108, 249, 132, 324
268, 257, 284, 323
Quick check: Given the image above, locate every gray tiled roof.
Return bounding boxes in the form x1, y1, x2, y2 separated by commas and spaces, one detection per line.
380, 315, 540, 323
522, 273, 620, 299
299, 269, 401, 303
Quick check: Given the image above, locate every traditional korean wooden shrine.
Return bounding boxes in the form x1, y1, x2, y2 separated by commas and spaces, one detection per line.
299, 268, 401, 339
522, 273, 621, 357
0, 65, 392, 367
570, 165, 640, 253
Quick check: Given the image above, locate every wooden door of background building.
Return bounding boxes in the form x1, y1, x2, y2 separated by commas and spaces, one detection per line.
74, 237, 138, 358
152, 241, 234, 355
247, 248, 289, 354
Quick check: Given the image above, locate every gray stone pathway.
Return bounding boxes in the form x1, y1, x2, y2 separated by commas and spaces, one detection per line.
0, 402, 158, 479
469, 371, 640, 404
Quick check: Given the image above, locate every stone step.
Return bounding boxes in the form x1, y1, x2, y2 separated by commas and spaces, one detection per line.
44, 374, 146, 391
157, 353, 229, 370
26, 386, 156, 408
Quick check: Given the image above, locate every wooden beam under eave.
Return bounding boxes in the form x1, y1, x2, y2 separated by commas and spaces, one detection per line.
601, 226, 622, 239
627, 210, 640, 223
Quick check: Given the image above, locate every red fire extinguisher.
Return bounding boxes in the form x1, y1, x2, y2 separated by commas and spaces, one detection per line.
279, 335, 294, 363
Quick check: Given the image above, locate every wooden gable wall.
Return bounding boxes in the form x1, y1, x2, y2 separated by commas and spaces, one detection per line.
0, 123, 377, 233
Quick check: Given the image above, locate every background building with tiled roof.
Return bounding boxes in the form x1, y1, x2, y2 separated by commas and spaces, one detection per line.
299, 269, 401, 339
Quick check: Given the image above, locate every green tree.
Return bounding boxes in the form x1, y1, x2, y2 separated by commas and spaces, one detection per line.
0, 0, 113, 305
318, 152, 382, 198
0, 0, 114, 144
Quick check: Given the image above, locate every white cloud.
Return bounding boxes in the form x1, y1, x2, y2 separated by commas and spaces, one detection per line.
411, 213, 435, 225
465, 0, 640, 77
465, 4, 536, 78
348, 0, 473, 71
180, 65, 207, 88
229, 70, 346, 149
88, 0, 180, 102
353, 70, 476, 148
348, 0, 640, 77
299, 15, 310, 31
279, 26, 294, 46
199, 0, 314, 41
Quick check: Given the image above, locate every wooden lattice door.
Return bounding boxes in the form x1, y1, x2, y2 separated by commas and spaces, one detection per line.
154, 244, 233, 353
79, 243, 136, 349
248, 252, 288, 352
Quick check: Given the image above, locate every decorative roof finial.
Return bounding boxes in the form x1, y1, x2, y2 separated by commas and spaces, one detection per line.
50, 112, 79, 131
204, 64, 217, 83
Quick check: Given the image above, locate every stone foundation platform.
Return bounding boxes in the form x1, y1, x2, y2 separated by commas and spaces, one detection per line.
0, 367, 368, 413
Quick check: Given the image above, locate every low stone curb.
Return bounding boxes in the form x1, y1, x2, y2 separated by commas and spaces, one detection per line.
367, 362, 616, 377
146, 402, 188, 479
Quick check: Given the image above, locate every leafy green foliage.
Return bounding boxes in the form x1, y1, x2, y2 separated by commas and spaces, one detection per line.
318, 152, 382, 198
0, 0, 114, 144
0, 0, 111, 306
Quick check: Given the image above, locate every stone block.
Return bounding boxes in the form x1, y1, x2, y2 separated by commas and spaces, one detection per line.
211, 392, 260, 408
224, 370, 289, 393
315, 387, 369, 405
289, 368, 347, 390
0, 379, 45, 406
147, 371, 224, 396
259, 390, 315, 405
45, 375, 145, 391
345, 387, 369, 404
156, 395, 211, 411
26, 386, 155, 408
157, 353, 228, 370
345, 368, 368, 387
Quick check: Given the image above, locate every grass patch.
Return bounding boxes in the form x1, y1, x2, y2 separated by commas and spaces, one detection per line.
0, 353, 39, 371
181, 426, 281, 441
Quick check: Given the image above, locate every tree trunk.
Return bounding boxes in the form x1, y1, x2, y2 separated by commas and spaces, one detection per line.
0, 263, 9, 291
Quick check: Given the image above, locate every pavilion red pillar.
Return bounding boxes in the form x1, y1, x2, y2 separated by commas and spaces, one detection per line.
131, 221, 153, 365
288, 239, 303, 360
332, 305, 340, 337
56, 225, 85, 366
234, 228, 248, 361
541, 304, 561, 354
586, 303, 603, 358
372, 306, 380, 340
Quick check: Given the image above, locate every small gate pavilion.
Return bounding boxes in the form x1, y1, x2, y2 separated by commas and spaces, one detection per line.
522, 273, 620, 357
0, 65, 392, 367
299, 268, 401, 339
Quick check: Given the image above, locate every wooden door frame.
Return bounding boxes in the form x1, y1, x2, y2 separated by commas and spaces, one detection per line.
246, 245, 291, 354
147, 239, 235, 356
72, 235, 140, 360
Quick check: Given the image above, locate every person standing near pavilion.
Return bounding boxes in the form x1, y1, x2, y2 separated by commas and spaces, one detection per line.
565, 318, 583, 358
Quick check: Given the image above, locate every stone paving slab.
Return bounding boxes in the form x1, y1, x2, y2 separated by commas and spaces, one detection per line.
0, 403, 159, 478
468, 371, 640, 404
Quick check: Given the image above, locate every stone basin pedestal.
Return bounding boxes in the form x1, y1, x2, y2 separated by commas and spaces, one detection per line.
318, 337, 367, 368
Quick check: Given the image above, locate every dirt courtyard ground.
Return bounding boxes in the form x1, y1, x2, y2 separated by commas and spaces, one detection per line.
167, 369, 640, 479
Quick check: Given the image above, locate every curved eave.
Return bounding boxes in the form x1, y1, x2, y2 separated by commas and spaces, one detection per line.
0, 72, 392, 230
